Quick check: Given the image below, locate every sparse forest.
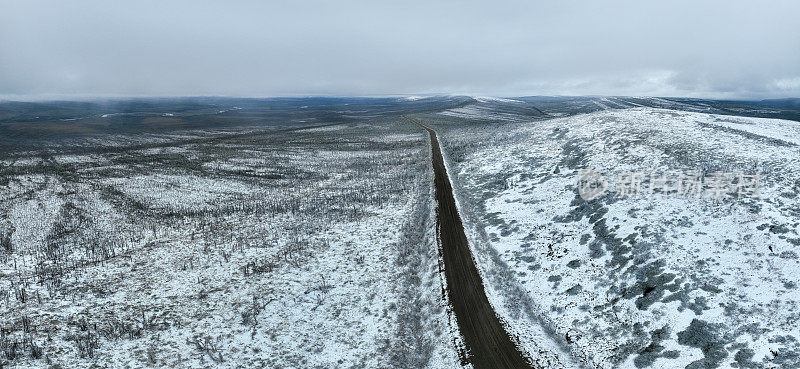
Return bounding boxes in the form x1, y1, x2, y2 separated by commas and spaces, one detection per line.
0, 116, 460, 368
2, 95, 800, 368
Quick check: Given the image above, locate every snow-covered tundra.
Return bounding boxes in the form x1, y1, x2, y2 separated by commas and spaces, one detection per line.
423, 106, 800, 368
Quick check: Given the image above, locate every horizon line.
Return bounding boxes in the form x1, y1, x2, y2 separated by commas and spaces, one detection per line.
2, 93, 798, 103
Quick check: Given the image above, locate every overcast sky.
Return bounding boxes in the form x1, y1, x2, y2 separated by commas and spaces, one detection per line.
1, 0, 799, 99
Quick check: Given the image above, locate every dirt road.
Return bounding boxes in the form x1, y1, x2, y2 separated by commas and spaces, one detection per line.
405, 115, 534, 369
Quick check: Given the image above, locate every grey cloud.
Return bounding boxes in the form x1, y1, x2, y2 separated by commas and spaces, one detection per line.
1, 0, 799, 99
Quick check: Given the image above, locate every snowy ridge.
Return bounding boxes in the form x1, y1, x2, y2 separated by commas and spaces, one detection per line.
425, 107, 800, 368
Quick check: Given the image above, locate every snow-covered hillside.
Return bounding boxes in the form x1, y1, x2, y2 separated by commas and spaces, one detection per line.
425, 108, 800, 368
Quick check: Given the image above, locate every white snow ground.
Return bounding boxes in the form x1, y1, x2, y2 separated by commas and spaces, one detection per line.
426, 108, 800, 368
0, 121, 462, 368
